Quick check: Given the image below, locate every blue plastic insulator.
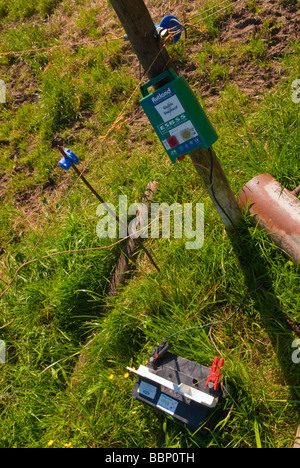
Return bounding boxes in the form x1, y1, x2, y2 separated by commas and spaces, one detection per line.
123, 15, 183, 42
159, 15, 183, 43
58, 148, 80, 170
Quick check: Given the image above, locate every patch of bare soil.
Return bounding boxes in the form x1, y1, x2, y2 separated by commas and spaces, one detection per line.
0, 173, 11, 219
14, 176, 70, 214
182, 0, 300, 102
221, 1, 299, 88
222, 0, 299, 45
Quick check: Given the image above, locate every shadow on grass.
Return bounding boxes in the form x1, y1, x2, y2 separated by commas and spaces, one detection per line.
228, 222, 300, 441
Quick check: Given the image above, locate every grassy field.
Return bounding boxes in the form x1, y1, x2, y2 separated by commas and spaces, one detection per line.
0, 0, 300, 448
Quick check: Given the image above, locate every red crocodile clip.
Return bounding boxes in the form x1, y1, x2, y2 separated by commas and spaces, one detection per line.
205, 357, 224, 391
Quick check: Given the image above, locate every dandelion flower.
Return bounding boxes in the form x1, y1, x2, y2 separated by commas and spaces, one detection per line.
124, 372, 129, 379
108, 374, 114, 380
64, 442, 72, 448
48, 440, 54, 447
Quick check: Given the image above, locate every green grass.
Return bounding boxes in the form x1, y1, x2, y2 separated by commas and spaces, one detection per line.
0, 0, 300, 449
0, 0, 62, 21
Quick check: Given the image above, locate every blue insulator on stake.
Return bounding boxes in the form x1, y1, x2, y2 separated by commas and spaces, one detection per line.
159, 15, 183, 43
58, 148, 80, 170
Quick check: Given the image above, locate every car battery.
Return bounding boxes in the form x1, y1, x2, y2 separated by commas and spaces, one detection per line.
127, 340, 224, 433
140, 68, 218, 163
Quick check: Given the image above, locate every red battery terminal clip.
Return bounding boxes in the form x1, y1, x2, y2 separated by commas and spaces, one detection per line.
205, 357, 224, 391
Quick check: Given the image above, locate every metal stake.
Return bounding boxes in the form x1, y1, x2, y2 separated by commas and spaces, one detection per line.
58, 147, 160, 272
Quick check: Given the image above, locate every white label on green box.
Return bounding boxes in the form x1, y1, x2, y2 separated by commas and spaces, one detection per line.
154, 94, 185, 123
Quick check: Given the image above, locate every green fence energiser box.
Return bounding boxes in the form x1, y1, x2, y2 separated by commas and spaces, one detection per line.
140, 68, 218, 163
